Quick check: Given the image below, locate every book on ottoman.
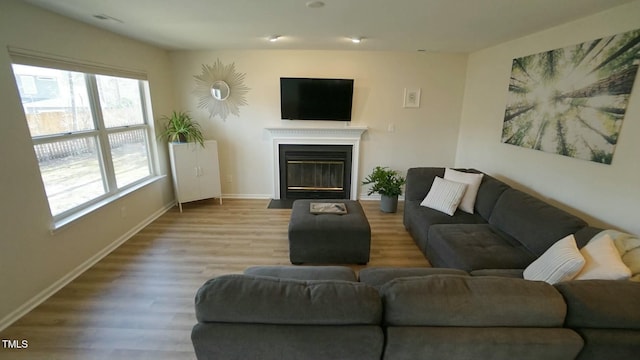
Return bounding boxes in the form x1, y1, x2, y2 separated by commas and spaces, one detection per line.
310, 202, 347, 214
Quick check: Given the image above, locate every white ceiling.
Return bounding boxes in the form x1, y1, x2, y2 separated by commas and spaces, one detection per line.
22, 0, 636, 52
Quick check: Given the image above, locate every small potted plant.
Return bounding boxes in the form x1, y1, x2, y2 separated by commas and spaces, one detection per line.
362, 166, 406, 213
159, 111, 205, 147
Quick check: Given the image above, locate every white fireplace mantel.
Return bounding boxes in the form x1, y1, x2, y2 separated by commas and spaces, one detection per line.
265, 126, 368, 200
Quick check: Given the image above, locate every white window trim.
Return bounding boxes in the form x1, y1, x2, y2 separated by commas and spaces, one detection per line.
51, 175, 166, 233
10, 52, 160, 231
9, 46, 147, 80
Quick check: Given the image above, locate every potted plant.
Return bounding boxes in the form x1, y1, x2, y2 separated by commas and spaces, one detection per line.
159, 111, 205, 147
362, 166, 406, 213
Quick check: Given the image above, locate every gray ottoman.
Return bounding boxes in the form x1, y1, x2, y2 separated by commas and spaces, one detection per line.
288, 200, 371, 264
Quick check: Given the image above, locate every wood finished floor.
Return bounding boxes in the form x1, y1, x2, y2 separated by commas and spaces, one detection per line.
0, 199, 429, 359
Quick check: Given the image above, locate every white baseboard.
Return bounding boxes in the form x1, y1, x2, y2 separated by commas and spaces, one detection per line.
218, 194, 405, 201
222, 193, 272, 199
359, 195, 405, 201
0, 202, 174, 332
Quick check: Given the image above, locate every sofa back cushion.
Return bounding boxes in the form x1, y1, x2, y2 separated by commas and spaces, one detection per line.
404, 168, 510, 221
489, 188, 587, 256
381, 275, 566, 327
473, 173, 511, 220
555, 280, 640, 330
404, 167, 445, 201
574, 226, 605, 248
195, 275, 381, 325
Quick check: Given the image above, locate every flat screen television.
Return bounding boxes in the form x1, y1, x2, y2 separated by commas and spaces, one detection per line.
280, 77, 354, 121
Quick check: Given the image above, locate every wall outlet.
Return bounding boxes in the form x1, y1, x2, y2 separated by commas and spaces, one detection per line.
226, 175, 233, 183
120, 206, 127, 218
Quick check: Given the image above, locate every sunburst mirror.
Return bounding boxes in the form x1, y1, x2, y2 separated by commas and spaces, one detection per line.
194, 59, 249, 120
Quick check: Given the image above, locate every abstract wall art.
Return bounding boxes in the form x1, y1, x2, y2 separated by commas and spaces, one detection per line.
502, 29, 640, 164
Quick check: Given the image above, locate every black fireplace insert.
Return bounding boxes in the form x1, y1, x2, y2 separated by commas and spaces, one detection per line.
279, 144, 352, 200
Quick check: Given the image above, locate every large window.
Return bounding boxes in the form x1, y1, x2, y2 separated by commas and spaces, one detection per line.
12, 63, 155, 222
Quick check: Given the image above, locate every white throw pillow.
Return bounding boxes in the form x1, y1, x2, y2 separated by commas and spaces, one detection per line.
523, 234, 585, 284
420, 177, 467, 216
607, 230, 640, 282
444, 168, 484, 214
574, 234, 632, 280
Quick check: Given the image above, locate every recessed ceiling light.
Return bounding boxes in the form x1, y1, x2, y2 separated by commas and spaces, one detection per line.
306, 1, 325, 8
351, 37, 362, 44
268, 35, 281, 42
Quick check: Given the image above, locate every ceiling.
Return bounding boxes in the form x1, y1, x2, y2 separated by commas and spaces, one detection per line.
22, 0, 636, 52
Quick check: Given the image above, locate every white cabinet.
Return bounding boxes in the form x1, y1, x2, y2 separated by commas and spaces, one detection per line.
168, 140, 222, 212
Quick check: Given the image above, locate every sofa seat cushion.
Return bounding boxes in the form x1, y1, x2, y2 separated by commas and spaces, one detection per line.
244, 265, 357, 281
381, 275, 567, 327
404, 200, 485, 252
358, 267, 468, 288
554, 280, 640, 330
489, 188, 587, 256
195, 275, 381, 325
427, 224, 536, 271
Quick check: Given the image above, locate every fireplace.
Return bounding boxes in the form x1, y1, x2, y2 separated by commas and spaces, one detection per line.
266, 126, 368, 201
279, 144, 352, 200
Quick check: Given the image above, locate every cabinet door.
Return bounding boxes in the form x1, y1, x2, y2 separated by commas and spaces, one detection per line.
197, 141, 222, 199
170, 144, 201, 203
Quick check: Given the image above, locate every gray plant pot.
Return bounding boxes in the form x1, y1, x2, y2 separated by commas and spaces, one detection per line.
380, 194, 399, 213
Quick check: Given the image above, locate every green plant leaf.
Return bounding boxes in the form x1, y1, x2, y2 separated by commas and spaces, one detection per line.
362, 166, 406, 196
158, 111, 205, 147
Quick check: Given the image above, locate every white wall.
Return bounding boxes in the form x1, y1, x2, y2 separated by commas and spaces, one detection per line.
169, 50, 468, 198
456, 1, 640, 235
0, 0, 175, 328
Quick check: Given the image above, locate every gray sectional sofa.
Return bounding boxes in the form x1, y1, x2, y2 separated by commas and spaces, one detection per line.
403, 167, 602, 271
191, 266, 640, 360
191, 167, 640, 359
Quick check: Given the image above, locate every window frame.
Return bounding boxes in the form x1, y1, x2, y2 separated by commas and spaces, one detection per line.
11, 57, 159, 229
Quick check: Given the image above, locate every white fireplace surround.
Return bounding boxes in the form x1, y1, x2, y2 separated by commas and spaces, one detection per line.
266, 126, 368, 200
